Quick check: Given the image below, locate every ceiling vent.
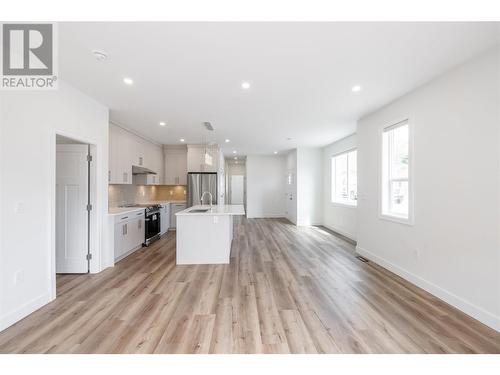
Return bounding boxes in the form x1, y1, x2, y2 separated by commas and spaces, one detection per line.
203, 122, 214, 131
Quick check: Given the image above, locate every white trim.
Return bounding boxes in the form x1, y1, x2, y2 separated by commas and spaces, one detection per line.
379, 213, 414, 226
246, 214, 285, 219
0, 292, 52, 331
51, 129, 103, 299
379, 115, 415, 226
330, 201, 357, 209
330, 148, 358, 206
356, 245, 500, 332
322, 224, 356, 243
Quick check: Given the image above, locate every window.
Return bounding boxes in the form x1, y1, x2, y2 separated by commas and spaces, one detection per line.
381, 119, 412, 221
331, 149, 357, 206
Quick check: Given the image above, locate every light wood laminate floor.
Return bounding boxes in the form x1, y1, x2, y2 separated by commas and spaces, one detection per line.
0, 217, 498, 353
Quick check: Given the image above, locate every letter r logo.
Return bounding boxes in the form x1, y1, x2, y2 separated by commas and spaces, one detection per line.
2, 24, 53, 76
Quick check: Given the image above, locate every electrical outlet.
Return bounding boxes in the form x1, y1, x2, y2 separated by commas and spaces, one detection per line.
14, 269, 24, 285
169, 190, 173, 196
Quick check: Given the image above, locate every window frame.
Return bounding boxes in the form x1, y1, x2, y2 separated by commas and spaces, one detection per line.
379, 117, 414, 225
330, 148, 358, 208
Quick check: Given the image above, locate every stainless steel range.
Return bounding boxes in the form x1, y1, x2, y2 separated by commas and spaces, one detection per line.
143, 204, 161, 246
120, 204, 161, 246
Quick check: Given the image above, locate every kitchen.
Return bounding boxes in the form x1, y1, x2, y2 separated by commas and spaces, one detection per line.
107, 122, 244, 263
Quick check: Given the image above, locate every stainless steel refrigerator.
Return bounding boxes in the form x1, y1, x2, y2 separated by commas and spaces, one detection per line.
187, 172, 218, 207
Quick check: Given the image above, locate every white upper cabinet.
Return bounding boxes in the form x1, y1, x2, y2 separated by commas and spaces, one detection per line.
109, 123, 164, 185
109, 124, 133, 184
164, 146, 188, 185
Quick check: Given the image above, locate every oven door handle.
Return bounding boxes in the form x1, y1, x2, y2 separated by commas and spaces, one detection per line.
145, 218, 151, 221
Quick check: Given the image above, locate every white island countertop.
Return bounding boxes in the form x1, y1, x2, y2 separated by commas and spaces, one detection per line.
175, 204, 245, 216
175, 204, 245, 264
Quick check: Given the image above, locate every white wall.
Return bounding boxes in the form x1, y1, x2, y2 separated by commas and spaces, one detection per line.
356, 47, 500, 331
285, 150, 297, 224
296, 147, 323, 226
246, 155, 286, 218
0, 81, 109, 331
322, 135, 357, 240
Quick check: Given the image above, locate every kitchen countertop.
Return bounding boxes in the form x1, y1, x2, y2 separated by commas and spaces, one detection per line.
147, 200, 186, 205
108, 207, 145, 216
108, 200, 186, 216
175, 204, 245, 216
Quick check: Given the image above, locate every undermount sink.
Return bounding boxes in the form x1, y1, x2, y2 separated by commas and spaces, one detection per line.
188, 208, 210, 213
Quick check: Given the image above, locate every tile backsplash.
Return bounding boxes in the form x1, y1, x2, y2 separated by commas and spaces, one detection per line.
109, 184, 187, 208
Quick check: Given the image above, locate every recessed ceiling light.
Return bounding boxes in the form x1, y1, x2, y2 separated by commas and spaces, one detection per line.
179, 138, 185, 142
274, 151, 278, 154
123, 77, 134, 85
92, 50, 107, 61
159, 121, 166, 126
225, 139, 230, 143
232, 150, 237, 154
241, 81, 251, 90
351, 85, 362, 93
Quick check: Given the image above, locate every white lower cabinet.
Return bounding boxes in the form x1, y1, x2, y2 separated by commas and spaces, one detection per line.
114, 211, 145, 261
160, 204, 170, 235
170, 203, 187, 228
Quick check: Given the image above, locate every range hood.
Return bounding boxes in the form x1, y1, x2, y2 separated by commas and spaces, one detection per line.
132, 165, 157, 175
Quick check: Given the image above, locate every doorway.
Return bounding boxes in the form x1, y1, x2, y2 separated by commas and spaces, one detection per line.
230, 175, 244, 204
55, 135, 94, 274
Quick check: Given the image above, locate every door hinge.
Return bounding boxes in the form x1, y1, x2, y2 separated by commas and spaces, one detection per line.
87, 154, 93, 162
86, 253, 92, 261
87, 204, 93, 211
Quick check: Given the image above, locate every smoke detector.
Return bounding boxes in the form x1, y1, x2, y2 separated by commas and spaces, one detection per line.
92, 50, 108, 61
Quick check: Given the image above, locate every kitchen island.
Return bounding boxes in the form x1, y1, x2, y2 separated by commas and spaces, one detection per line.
175, 204, 245, 264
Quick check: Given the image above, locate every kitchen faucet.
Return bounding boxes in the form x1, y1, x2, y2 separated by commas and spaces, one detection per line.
200, 191, 213, 208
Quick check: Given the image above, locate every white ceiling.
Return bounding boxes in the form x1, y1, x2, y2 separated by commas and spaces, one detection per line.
59, 22, 500, 156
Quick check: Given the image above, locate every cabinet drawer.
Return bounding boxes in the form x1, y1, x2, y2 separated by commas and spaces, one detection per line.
114, 210, 144, 224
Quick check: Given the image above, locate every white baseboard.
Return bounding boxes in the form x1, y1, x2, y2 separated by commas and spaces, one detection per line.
246, 214, 286, 219
356, 246, 500, 332
0, 292, 53, 332
322, 224, 356, 243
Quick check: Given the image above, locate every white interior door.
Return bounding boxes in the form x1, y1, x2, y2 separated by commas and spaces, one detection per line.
230, 175, 244, 204
56, 144, 89, 273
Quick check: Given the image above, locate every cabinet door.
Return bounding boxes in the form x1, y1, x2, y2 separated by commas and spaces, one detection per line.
177, 153, 188, 185
164, 153, 176, 185
114, 222, 131, 258
113, 222, 124, 259
136, 138, 146, 168
109, 124, 123, 184
152, 145, 164, 183
128, 216, 144, 249
117, 128, 133, 184
137, 216, 145, 245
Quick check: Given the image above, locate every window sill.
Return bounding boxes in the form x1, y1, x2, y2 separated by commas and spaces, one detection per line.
330, 201, 357, 209
379, 213, 414, 226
